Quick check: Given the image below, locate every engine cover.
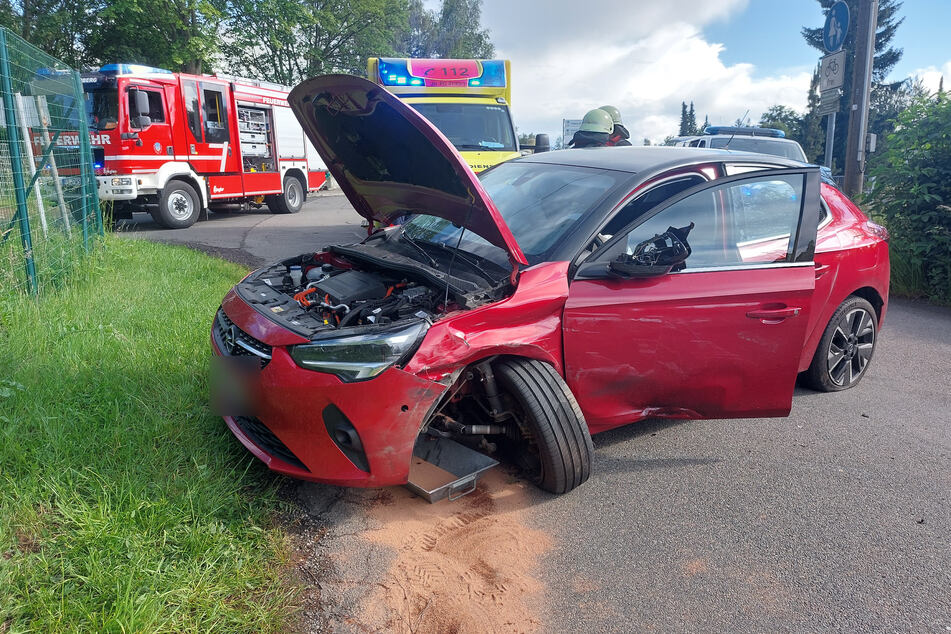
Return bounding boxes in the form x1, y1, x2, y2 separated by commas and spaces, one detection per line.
313, 270, 387, 305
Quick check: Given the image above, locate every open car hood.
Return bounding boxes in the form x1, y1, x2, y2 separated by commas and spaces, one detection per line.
288, 75, 528, 268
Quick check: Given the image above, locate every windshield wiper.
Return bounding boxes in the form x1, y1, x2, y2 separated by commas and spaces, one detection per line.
454, 143, 508, 151
431, 241, 499, 284
398, 226, 439, 268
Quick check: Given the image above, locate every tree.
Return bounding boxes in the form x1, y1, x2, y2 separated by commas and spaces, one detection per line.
1, 0, 97, 68
642, 137, 651, 146
759, 105, 803, 139
678, 102, 689, 135
700, 114, 710, 132
222, 0, 409, 84
83, 0, 226, 73
686, 102, 698, 135
396, 0, 494, 58
802, 0, 905, 169
800, 66, 825, 162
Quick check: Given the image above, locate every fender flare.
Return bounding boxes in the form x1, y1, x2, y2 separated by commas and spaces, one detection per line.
154, 162, 208, 208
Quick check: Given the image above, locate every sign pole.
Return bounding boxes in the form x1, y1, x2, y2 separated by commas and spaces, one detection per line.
843, 0, 878, 197
824, 112, 836, 168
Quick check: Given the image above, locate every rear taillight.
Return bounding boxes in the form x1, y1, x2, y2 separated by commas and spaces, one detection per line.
865, 220, 889, 243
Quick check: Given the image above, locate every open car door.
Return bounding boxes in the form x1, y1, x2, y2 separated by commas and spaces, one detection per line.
563, 168, 821, 433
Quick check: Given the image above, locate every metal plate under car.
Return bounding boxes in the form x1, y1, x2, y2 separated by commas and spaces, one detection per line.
406, 435, 498, 503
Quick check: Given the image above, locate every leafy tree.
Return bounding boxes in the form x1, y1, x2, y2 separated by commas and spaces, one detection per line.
431, 0, 493, 58
222, 0, 408, 84
517, 131, 535, 145
1, 0, 97, 67
802, 0, 905, 170
397, 0, 494, 58
83, 0, 226, 73
642, 137, 651, 146
759, 105, 803, 139
867, 93, 951, 302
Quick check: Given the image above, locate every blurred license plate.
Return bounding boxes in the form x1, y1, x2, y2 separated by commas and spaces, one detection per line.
211, 355, 261, 416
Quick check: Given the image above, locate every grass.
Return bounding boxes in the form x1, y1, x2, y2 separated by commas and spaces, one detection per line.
0, 236, 298, 632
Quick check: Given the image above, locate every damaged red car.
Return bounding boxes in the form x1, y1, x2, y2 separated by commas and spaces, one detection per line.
211, 75, 889, 496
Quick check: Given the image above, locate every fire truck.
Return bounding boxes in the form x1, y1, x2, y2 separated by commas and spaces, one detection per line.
81, 63, 328, 228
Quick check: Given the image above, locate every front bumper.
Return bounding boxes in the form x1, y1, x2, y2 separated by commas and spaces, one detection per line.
212, 294, 448, 487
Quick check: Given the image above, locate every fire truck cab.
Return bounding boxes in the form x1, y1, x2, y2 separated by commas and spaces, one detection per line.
82, 63, 327, 228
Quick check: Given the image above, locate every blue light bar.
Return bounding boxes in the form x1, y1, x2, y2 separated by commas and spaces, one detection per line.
470, 60, 505, 87
99, 63, 174, 76
703, 125, 785, 138
377, 59, 412, 86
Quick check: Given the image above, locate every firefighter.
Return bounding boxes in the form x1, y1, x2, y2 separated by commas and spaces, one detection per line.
568, 108, 613, 148
600, 105, 632, 146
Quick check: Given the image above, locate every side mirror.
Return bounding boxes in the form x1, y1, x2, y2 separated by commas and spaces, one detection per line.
534, 133, 550, 153
608, 226, 692, 278
129, 89, 152, 130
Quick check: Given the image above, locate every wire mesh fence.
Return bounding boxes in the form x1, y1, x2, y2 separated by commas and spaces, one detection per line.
0, 27, 101, 297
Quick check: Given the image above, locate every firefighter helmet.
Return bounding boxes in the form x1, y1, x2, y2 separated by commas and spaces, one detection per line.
579, 108, 614, 134
599, 105, 623, 125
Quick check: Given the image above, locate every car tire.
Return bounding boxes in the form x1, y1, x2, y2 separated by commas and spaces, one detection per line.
494, 358, 593, 494
266, 176, 305, 214
156, 180, 201, 229
805, 295, 878, 392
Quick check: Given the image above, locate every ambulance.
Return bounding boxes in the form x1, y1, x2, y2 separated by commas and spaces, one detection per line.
81, 63, 328, 228
366, 58, 528, 173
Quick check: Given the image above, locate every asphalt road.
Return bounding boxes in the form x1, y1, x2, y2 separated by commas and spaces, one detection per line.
123, 195, 951, 632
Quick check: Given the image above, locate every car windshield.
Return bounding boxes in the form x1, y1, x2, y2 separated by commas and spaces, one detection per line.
410, 102, 517, 152
401, 162, 628, 267
709, 137, 806, 161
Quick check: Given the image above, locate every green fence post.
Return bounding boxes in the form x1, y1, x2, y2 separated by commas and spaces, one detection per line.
72, 69, 102, 237
0, 28, 37, 295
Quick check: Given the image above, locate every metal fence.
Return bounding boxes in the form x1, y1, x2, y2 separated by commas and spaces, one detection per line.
0, 27, 101, 296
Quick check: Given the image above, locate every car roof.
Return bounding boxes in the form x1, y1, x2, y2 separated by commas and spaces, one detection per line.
515, 145, 806, 174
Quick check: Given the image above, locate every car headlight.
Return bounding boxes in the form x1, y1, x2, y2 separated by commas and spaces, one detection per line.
288, 320, 429, 381
111, 177, 132, 186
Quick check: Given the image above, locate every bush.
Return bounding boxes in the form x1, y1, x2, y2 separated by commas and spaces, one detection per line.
866, 93, 951, 303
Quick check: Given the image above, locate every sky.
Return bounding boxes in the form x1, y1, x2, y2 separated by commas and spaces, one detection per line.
450, 0, 951, 143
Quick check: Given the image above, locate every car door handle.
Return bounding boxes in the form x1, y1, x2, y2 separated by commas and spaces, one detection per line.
746, 307, 800, 320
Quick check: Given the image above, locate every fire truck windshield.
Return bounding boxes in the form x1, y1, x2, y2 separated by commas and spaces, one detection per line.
410, 103, 516, 152
84, 88, 118, 130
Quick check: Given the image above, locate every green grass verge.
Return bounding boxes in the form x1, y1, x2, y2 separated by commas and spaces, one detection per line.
0, 236, 298, 632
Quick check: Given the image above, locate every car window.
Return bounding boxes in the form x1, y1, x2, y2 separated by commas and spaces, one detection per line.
128, 89, 165, 123
597, 174, 805, 270
601, 175, 706, 238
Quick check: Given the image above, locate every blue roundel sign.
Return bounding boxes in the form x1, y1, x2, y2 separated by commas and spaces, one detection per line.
823, 1, 850, 53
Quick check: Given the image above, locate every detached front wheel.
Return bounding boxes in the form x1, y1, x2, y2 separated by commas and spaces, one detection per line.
494, 358, 593, 494
805, 296, 878, 391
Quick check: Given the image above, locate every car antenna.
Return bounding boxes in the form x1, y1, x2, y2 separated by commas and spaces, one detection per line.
443, 206, 473, 310
724, 110, 749, 150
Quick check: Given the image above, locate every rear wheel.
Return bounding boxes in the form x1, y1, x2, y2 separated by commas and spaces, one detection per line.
494, 358, 593, 494
155, 180, 200, 228
805, 296, 878, 392
266, 175, 305, 214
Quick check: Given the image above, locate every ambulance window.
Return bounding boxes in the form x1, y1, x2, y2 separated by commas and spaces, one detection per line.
201, 84, 230, 144
183, 80, 202, 143
128, 89, 165, 123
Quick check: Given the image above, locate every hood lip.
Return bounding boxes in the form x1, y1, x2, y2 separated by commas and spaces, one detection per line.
288, 74, 528, 269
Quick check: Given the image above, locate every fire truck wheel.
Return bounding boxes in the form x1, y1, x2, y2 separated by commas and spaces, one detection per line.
156, 181, 201, 228
267, 176, 305, 214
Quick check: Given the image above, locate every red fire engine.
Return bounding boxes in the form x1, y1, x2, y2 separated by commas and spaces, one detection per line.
82, 63, 328, 228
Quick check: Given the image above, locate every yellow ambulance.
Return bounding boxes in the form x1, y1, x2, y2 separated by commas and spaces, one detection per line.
367, 58, 522, 173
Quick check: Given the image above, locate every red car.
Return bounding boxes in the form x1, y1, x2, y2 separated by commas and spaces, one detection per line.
211, 75, 889, 495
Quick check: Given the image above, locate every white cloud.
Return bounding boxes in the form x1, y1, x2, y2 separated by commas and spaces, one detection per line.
912, 61, 951, 93
477, 0, 811, 143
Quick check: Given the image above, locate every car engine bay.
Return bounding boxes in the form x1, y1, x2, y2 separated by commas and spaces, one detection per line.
233, 248, 509, 337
